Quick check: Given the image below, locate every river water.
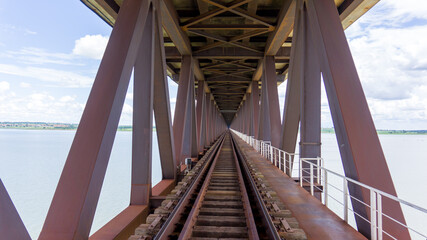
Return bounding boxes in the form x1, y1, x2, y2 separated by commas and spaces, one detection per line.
0, 129, 425, 239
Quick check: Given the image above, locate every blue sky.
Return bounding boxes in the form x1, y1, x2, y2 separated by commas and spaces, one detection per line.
0, 0, 426, 129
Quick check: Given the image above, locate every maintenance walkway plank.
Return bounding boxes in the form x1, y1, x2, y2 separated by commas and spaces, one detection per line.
233, 136, 367, 240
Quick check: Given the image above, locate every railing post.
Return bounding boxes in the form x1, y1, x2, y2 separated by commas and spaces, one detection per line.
310, 164, 314, 196
343, 179, 348, 223
299, 159, 303, 187
370, 189, 377, 240
377, 193, 382, 240
324, 169, 328, 207
273, 148, 280, 169
317, 157, 321, 184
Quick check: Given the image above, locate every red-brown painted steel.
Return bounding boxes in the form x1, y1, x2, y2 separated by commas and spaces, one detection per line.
190, 75, 199, 158
258, 75, 270, 141
205, 93, 212, 146
281, 0, 303, 176
173, 55, 193, 166
251, 81, 260, 138
39, 0, 151, 238
299, 1, 321, 182
263, 56, 282, 148
233, 137, 366, 240
196, 80, 206, 152
0, 179, 31, 240
153, 0, 176, 180
131, 3, 154, 205
305, 0, 409, 238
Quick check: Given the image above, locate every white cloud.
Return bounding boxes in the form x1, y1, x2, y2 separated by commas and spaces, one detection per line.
20, 82, 31, 88
0, 92, 84, 123
343, 3, 427, 129
3, 47, 77, 66
0, 81, 10, 92
59, 95, 76, 102
24, 29, 37, 35
73, 34, 109, 60
0, 63, 93, 88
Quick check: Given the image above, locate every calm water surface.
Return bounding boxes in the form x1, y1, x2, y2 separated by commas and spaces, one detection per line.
0, 129, 425, 239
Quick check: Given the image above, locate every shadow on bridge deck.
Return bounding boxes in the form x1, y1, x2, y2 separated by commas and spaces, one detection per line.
233, 136, 367, 240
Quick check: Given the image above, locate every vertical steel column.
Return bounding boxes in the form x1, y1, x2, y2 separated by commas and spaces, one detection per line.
190, 76, 198, 158
247, 91, 254, 136
205, 93, 211, 147
153, 0, 176, 180
263, 56, 282, 147
305, 0, 409, 238
210, 99, 215, 142
252, 81, 260, 138
281, 0, 303, 176
196, 81, 206, 153
131, 3, 154, 205
40, 0, 151, 238
244, 94, 250, 135
241, 99, 246, 134
0, 179, 30, 240
173, 55, 193, 166
299, 1, 321, 184
180, 73, 197, 161
258, 76, 271, 141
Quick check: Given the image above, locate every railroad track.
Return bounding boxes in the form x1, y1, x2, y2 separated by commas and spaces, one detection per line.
130, 132, 306, 240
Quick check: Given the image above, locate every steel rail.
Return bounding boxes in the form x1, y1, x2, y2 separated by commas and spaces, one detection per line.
230, 133, 282, 240
177, 135, 226, 239
230, 134, 260, 240
153, 133, 226, 240
178, 132, 259, 240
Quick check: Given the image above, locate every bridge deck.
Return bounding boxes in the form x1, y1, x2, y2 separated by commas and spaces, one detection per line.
233, 136, 367, 240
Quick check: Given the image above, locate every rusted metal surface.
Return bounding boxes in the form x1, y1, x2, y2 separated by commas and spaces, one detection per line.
90, 205, 149, 240
196, 80, 206, 152
150, 134, 225, 239
305, 0, 409, 238
251, 81, 260, 138
173, 55, 193, 166
153, 0, 176, 180
0, 179, 31, 240
263, 56, 282, 148
131, 3, 154, 206
280, 0, 302, 176
233, 134, 366, 240
297, 0, 322, 185
231, 133, 307, 240
178, 133, 259, 239
151, 179, 175, 196
82, 0, 380, 120
39, 0, 151, 238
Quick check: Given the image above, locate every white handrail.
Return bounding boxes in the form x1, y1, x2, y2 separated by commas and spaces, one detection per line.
231, 129, 427, 240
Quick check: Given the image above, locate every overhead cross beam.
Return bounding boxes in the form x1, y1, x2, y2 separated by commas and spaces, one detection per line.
181, 0, 251, 29
189, 29, 265, 53
252, 0, 295, 80
201, 0, 272, 27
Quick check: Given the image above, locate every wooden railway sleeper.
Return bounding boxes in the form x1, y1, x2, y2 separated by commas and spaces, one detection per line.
129, 134, 226, 240
230, 133, 308, 240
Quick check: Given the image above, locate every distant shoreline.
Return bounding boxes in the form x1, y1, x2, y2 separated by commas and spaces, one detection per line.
1, 122, 425, 135
0, 122, 146, 132
321, 128, 427, 135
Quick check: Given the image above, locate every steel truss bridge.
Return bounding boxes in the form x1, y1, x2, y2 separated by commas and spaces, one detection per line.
1, 0, 426, 240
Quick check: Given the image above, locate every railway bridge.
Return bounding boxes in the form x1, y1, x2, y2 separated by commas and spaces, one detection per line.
1, 0, 426, 239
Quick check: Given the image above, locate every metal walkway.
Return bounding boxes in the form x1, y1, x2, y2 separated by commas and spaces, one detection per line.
129, 132, 307, 239
232, 133, 367, 240
3, 1, 422, 240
